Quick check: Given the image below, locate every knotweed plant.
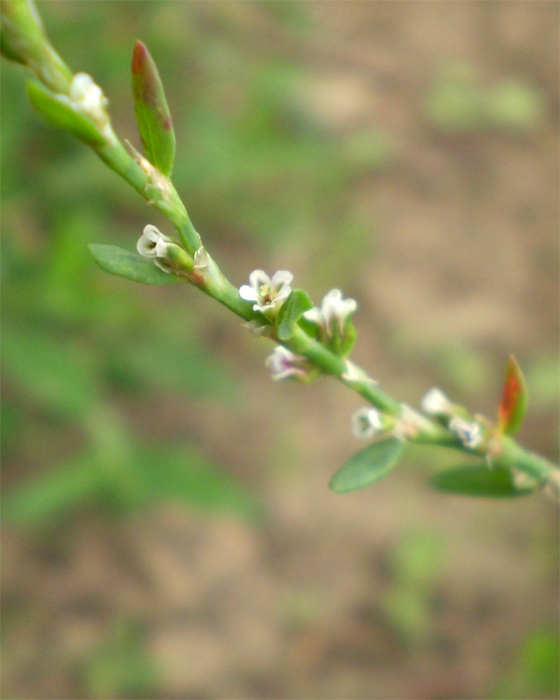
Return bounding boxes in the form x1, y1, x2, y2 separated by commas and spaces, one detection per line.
2, 0, 558, 501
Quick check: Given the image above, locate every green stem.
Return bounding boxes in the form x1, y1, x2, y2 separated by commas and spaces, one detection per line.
95, 140, 201, 254
494, 436, 557, 482
5, 1, 557, 495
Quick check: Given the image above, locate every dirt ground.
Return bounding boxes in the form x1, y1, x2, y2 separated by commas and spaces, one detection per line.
2, 3, 559, 699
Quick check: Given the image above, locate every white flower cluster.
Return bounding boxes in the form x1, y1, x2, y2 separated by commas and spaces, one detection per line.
351, 407, 390, 439
136, 224, 195, 275
239, 272, 358, 382
421, 388, 453, 416
266, 346, 311, 382
421, 387, 484, 450
239, 270, 293, 321
448, 418, 483, 450
137, 225, 176, 272
351, 404, 420, 442
69, 73, 114, 142
304, 289, 356, 339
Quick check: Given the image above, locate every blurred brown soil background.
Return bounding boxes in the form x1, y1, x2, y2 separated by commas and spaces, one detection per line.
2, 2, 558, 699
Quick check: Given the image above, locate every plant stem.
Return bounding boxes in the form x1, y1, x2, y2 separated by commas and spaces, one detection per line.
5, 0, 557, 495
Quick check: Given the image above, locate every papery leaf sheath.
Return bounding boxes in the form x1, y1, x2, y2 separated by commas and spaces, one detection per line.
497, 355, 528, 435
131, 40, 175, 177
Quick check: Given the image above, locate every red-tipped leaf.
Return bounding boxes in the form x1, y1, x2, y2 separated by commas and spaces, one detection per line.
497, 355, 528, 435
131, 40, 175, 177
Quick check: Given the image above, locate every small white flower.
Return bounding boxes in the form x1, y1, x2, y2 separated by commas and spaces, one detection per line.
70, 73, 110, 132
266, 346, 310, 381
449, 418, 483, 450
304, 289, 357, 338
351, 407, 385, 439
137, 224, 173, 259
421, 388, 452, 416
239, 270, 293, 320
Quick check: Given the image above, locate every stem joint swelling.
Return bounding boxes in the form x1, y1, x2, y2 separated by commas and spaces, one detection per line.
2, 0, 557, 499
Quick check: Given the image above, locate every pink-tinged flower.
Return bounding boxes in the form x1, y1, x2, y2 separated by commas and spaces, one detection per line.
304, 289, 357, 338
449, 418, 483, 450
266, 346, 311, 382
239, 270, 293, 320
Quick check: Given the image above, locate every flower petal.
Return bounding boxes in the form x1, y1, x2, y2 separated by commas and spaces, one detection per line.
303, 307, 323, 325
270, 270, 293, 292
239, 285, 258, 301
248, 269, 270, 293
137, 225, 162, 258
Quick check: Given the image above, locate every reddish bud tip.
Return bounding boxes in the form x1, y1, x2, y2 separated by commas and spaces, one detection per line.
497, 355, 528, 436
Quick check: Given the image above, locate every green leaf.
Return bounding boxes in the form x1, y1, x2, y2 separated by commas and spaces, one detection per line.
329, 437, 405, 494
88, 244, 179, 285
26, 80, 105, 146
276, 289, 313, 341
428, 463, 536, 498
131, 40, 175, 177
497, 355, 528, 436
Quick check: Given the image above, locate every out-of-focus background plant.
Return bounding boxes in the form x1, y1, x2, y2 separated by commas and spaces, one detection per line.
2, 2, 558, 698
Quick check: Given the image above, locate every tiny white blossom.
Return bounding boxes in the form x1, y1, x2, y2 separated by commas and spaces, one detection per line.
239, 270, 293, 320
70, 73, 112, 136
421, 388, 452, 416
304, 289, 357, 338
449, 418, 483, 450
266, 346, 310, 381
351, 407, 385, 439
137, 224, 173, 259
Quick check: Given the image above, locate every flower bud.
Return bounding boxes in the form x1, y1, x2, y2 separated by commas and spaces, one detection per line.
449, 418, 484, 450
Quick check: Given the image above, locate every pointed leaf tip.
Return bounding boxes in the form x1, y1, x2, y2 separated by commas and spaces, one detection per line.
131, 40, 175, 177
497, 355, 528, 436
329, 437, 405, 494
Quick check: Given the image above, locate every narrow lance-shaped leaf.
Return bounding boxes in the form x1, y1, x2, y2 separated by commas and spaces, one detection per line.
330, 437, 405, 494
497, 355, 528, 436
276, 289, 314, 341
428, 463, 536, 498
88, 245, 179, 285
131, 40, 175, 177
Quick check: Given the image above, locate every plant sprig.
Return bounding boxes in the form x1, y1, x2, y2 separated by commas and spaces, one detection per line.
2, 0, 557, 501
